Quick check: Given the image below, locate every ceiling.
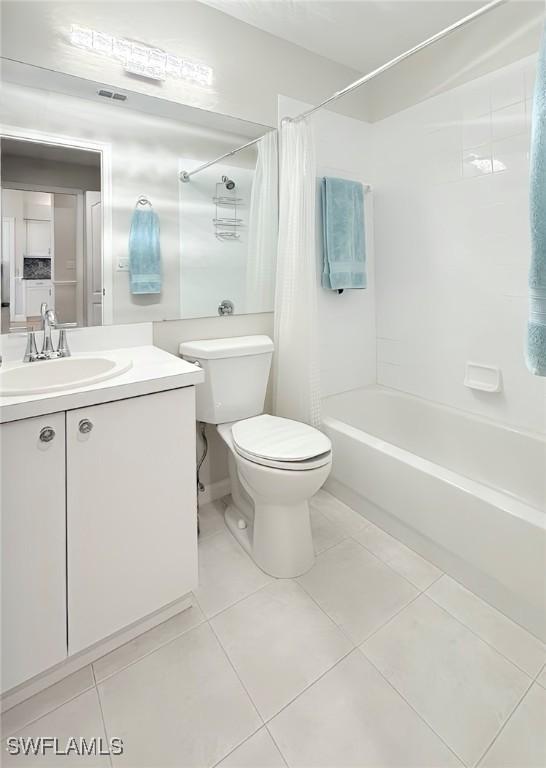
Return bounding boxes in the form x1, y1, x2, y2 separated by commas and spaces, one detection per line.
1, 136, 101, 166
198, 0, 489, 73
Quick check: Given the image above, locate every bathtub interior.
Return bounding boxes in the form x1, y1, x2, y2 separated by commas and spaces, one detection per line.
323, 386, 546, 512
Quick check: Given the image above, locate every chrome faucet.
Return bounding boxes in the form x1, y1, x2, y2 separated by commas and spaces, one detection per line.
40, 303, 59, 359
32, 304, 76, 361
8, 306, 76, 363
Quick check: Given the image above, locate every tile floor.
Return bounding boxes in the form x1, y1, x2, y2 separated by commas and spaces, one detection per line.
2, 489, 545, 768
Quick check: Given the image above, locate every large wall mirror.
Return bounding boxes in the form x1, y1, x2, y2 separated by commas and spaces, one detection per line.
0, 60, 278, 332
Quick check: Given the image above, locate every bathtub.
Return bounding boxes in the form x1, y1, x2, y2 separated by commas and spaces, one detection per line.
322, 386, 546, 641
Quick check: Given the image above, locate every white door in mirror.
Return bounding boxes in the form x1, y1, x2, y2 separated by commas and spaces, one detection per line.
0, 356, 132, 396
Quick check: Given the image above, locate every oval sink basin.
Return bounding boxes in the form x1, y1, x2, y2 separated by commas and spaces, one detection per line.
0, 356, 133, 396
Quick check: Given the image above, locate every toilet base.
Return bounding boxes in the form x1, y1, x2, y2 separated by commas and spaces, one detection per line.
224, 503, 253, 557
224, 497, 315, 579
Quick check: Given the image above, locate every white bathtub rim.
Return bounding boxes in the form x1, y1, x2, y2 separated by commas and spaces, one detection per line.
323, 384, 546, 443
323, 415, 545, 527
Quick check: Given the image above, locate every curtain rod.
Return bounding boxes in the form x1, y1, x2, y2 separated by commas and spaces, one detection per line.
179, 132, 274, 182
180, 0, 506, 179
283, 0, 507, 125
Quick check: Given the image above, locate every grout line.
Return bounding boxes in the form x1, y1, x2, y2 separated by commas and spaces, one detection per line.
292, 577, 357, 649
207, 619, 265, 726
424, 570, 546, 644
473, 676, 535, 768
210, 722, 265, 768
264, 723, 290, 768
420, 592, 538, 681
348, 532, 443, 594
1, 676, 96, 739
261, 647, 356, 728
92, 666, 114, 768
359, 649, 468, 767
206, 619, 266, 765
201, 578, 276, 622
92, 608, 207, 685
535, 662, 546, 685
347, 533, 430, 594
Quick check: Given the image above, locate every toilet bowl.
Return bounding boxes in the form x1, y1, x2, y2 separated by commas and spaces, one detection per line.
179, 335, 332, 578
218, 415, 332, 577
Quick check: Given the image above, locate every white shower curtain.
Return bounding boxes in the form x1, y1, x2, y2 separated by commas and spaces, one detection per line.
246, 131, 278, 313
273, 118, 321, 427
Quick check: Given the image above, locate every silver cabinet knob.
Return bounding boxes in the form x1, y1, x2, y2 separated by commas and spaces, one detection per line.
39, 426, 55, 443
78, 419, 93, 434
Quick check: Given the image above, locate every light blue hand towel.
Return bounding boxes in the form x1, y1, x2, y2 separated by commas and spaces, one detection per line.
129, 208, 161, 295
527, 25, 546, 376
321, 176, 366, 290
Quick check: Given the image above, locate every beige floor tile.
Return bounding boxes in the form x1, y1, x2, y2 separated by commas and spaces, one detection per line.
1, 666, 95, 739
97, 622, 261, 767
211, 580, 353, 719
195, 530, 273, 617
310, 490, 370, 537
362, 595, 531, 767
2, 688, 109, 767
269, 651, 462, 768
298, 538, 418, 643
354, 523, 442, 590
93, 602, 205, 682
216, 728, 286, 768
479, 683, 546, 767
427, 575, 546, 677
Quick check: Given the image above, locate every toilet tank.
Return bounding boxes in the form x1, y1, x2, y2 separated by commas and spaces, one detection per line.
179, 335, 274, 424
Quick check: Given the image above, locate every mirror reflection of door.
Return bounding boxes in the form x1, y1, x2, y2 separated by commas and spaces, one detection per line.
0, 138, 102, 334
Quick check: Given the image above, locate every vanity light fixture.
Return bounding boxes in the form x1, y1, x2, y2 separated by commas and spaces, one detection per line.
70, 25, 214, 87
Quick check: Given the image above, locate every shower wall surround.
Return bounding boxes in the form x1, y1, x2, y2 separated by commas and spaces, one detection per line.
278, 96, 377, 400
373, 54, 545, 433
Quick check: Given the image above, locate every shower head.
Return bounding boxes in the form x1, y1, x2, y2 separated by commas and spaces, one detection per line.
222, 175, 236, 191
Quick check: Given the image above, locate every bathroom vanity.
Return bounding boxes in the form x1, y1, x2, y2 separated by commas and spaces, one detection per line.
0, 343, 203, 695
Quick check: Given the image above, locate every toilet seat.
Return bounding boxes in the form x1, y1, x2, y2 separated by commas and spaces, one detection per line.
231, 414, 332, 471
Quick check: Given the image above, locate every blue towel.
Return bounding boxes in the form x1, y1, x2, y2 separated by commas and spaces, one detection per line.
321, 176, 366, 290
129, 208, 161, 295
527, 25, 546, 376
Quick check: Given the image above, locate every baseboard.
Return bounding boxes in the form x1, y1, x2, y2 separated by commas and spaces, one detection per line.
198, 477, 231, 506
1, 593, 194, 713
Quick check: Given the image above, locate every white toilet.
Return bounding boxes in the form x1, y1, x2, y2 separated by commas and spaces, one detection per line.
179, 335, 332, 578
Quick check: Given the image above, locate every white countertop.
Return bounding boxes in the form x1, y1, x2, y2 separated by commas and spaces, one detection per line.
0, 345, 204, 423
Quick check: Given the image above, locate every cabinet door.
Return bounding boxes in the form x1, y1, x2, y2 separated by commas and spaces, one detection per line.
26, 281, 52, 316
66, 388, 198, 654
26, 219, 51, 257
1, 413, 67, 692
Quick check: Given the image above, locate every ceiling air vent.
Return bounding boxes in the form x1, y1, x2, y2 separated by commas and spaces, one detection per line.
98, 89, 127, 101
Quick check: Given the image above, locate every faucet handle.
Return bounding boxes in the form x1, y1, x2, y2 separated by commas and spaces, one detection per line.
56, 325, 76, 358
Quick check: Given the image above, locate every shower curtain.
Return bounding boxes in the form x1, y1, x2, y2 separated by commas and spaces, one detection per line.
246, 131, 278, 313
273, 118, 321, 427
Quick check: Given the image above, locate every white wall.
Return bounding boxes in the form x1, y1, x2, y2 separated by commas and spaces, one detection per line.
278, 96, 376, 399
178, 158, 256, 318
0, 0, 366, 126
372, 54, 546, 433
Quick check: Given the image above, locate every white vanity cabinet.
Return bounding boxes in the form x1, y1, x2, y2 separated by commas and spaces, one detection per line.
66, 388, 198, 654
1, 412, 67, 692
0, 386, 198, 692
25, 279, 52, 316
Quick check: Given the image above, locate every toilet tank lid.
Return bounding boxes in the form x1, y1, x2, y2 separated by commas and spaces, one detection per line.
179, 335, 274, 360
